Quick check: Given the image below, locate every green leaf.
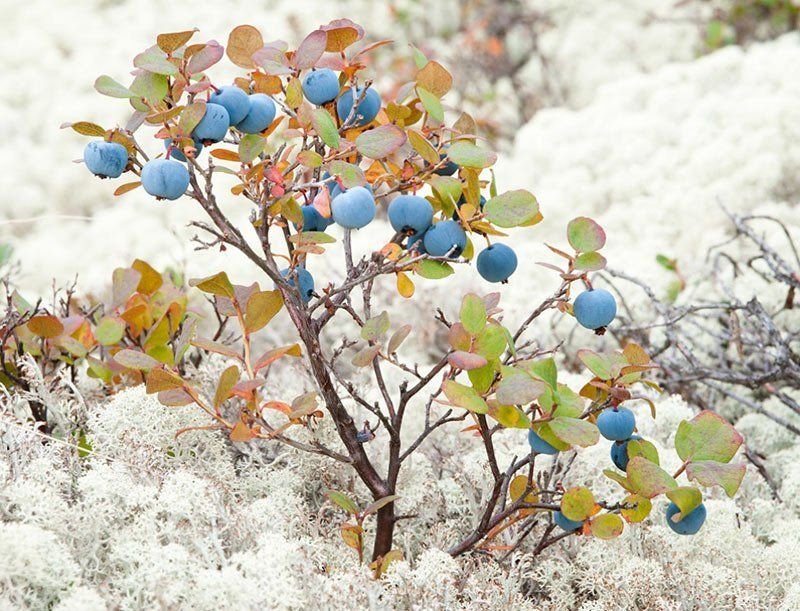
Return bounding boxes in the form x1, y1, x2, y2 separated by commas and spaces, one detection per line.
626, 456, 677, 498
214, 365, 240, 408
552, 384, 584, 418
484, 190, 540, 228
549, 417, 599, 447
297, 150, 323, 168
189, 272, 235, 299
130, 71, 169, 104
686, 461, 746, 497
522, 357, 557, 390
94, 75, 135, 98
567, 217, 606, 252
675, 411, 743, 463
446, 141, 497, 169
495, 373, 545, 405
576, 349, 614, 379
627, 438, 660, 465
244, 290, 283, 333
488, 403, 530, 429
410, 44, 428, 69
239, 134, 266, 164
134, 45, 179, 75
408, 129, 439, 165
574, 251, 607, 271
326, 160, 366, 188
442, 380, 488, 414
417, 87, 443, 123
473, 323, 507, 360
415, 259, 454, 279
590, 513, 624, 539
327, 490, 359, 515
427, 175, 462, 209
603, 468, 634, 493
355, 125, 407, 159
620, 493, 652, 523
460, 293, 487, 335
666, 486, 703, 520
561, 487, 596, 521
468, 361, 498, 394
96, 317, 126, 346
289, 231, 337, 245
312, 108, 340, 149
361, 311, 390, 342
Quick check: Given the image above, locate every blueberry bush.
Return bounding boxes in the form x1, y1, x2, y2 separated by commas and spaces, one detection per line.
60, 21, 746, 568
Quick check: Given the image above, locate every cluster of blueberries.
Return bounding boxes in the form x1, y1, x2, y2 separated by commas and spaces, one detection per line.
531, 406, 706, 535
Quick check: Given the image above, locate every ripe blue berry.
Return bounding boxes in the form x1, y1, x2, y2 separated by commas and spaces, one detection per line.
83, 141, 128, 178
554, 511, 583, 532
573, 288, 617, 330
423, 220, 467, 257
596, 407, 636, 441
140, 159, 190, 201
406, 232, 427, 253
236, 94, 276, 134
298, 205, 333, 232
331, 186, 376, 229
610, 434, 642, 471
433, 154, 458, 176
665, 502, 707, 535
302, 69, 340, 105
528, 429, 559, 455
336, 87, 381, 127
209, 86, 250, 125
388, 195, 434, 236
476, 243, 518, 283
164, 137, 203, 162
193, 103, 230, 143
280, 267, 315, 303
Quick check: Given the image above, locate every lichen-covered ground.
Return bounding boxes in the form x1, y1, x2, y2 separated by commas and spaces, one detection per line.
1, 1, 799, 609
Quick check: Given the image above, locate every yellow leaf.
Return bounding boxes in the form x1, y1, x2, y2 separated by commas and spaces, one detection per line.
396, 272, 414, 298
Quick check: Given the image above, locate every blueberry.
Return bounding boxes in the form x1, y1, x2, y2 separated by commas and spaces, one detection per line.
140, 159, 190, 201
433, 153, 458, 176
331, 186, 376, 229
193, 103, 230, 144
279, 267, 315, 303
452, 194, 486, 220
610, 434, 641, 471
528, 428, 559, 455
573, 288, 617, 330
596, 407, 636, 441
209, 86, 250, 126
406, 231, 427, 253
476, 243, 518, 283
336, 87, 381, 127
236, 94, 277, 134
388, 195, 434, 236
164, 137, 203, 162
553, 511, 583, 532
423, 220, 467, 257
83, 141, 128, 178
665, 502, 706, 535
302, 69, 340, 105
297, 205, 333, 233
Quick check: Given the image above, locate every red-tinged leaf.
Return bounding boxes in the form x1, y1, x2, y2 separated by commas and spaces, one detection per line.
157, 387, 194, 406
312, 183, 331, 219
626, 456, 677, 498
293, 29, 328, 69
230, 419, 256, 442
114, 182, 140, 196
447, 351, 488, 371
227, 25, 263, 68
675, 410, 743, 463
362, 495, 400, 517
111, 267, 141, 308
352, 345, 380, 368
442, 380, 488, 414
327, 489, 360, 514
561, 487, 597, 521
145, 367, 184, 393
686, 461, 746, 497
326, 161, 366, 188
416, 60, 452, 97
590, 513, 624, 539
157, 29, 197, 54
387, 325, 412, 354
214, 365, 240, 408
191, 337, 241, 360
252, 44, 293, 75
186, 40, 225, 74
231, 378, 266, 397
353, 38, 394, 59
253, 344, 302, 371
27, 315, 64, 339
495, 373, 544, 405
114, 349, 160, 370
567, 217, 606, 253
355, 125, 407, 159
321, 18, 364, 52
